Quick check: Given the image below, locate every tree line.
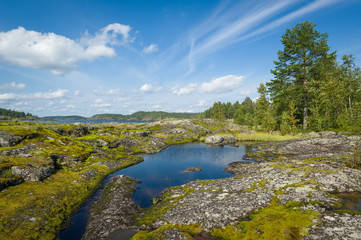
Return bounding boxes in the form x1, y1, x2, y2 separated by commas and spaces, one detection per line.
0, 108, 37, 119
204, 21, 361, 133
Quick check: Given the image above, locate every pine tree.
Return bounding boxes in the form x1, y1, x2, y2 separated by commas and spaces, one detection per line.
267, 21, 330, 130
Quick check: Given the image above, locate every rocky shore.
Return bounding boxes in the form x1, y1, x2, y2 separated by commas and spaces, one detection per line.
130, 134, 361, 239
1, 119, 361, 240
0, 119, 246, 240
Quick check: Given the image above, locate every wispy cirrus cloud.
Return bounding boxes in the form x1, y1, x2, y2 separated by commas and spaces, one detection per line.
185, 0, 343, 74
0, 82, 26, 90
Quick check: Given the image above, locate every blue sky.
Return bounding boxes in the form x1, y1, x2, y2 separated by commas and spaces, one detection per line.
0, 0, 360, 117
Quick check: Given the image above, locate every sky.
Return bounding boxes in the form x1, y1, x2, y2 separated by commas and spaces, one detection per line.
0, 0, 360, 117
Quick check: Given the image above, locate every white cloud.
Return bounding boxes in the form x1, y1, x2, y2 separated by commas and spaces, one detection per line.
171, 83, 198, 96
143, 44, 159, 54
0, 93, 17, 100
200, 74, 243, 94
239, 90, 251, 95
194, 100, 207, 107
90, 103, 111, 108
33, 89, 68, 99
0, 82, 26, 90
74, 90, 80, 96
107, 89, 121, 95
151, 104, 163, 110
95, 98, 103, 104
139, 84, 163, 93
14, 101, 29, 106
0, 23, 132, 75
66, 104, 75, 108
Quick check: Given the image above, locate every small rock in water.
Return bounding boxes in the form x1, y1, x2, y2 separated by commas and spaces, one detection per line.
181, 167, 202, 173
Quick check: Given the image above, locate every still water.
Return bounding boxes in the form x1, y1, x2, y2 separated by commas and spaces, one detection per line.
60, 143, 253, 239
122, 143, 253, 208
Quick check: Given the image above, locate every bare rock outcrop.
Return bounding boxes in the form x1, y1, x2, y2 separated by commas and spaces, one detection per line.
82, 175, 140, 240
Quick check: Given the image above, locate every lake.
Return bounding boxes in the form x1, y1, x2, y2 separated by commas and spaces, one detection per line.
60, 143, 254, 240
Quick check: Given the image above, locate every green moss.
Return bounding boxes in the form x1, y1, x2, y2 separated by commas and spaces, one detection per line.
334, 209, 361, 215
211, 203, 319, 240
131, 230, 149, 240
244, 178, 268, 192
234, 132, 300, 142
0, 126, 38, 138
0, 168, 15, 178
131, 224, 199, 240
76, 133, 118, 143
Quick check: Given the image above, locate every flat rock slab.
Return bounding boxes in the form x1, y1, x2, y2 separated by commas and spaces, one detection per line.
82, 175, 140, 240
181, 167, 202, 173
138, 135, 361, 239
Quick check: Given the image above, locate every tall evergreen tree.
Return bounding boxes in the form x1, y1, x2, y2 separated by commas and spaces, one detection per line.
267, 21, 330, 130
255, 83, 276, 130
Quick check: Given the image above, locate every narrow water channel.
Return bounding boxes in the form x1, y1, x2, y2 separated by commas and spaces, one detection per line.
60, 143, 254, 239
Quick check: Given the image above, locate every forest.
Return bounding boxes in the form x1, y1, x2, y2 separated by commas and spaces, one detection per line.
204, 21, 361, 134
0, 108, 37, 120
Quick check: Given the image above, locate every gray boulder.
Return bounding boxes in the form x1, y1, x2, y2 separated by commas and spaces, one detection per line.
11, 164, 54, 181
182, 167, 202, 173
145, 137, 167, 153
319, 131, 337, 137
80, 170, 98, 180
205, 135, 224, 145
121, 131, 151, 137
205, 135, 236, 146
0, 131, 23, 147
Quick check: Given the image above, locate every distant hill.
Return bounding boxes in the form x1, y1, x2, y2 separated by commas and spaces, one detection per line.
42, 115, 87, 120
90, 111, 200, 120
0, 108, 38, 120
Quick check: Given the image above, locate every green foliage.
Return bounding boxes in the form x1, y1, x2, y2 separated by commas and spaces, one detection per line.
280, 102, 300, 134
211, 203, 319, 240
267, 21, 330, 130
0, 168, 15, 178
204, 97, 256, 126
234, 132, 300, 142
346, 146, 361, 169
0, 108, 37, 119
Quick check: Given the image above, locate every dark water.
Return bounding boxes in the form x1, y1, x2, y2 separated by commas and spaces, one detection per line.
334, 192, 361, 212
121, 143, 253, 208
60, 143, 253, 240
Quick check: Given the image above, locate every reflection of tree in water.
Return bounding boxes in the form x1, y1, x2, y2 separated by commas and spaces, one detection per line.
335, 192, 361, 212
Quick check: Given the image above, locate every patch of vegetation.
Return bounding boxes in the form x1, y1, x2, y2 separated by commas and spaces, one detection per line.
345, 146, 361, 169
211, 202, 319, 240
0, 168, 15, 178
235, 132, 300, 142
131, 224, 201, 240
0, 108, 37, 119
